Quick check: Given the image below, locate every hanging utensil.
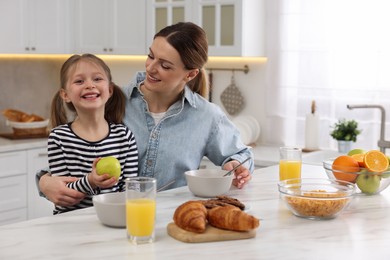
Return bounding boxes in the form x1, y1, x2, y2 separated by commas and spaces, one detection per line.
157, 179, 175, 192
220, 71, 245, 115
223, 157, 251, 177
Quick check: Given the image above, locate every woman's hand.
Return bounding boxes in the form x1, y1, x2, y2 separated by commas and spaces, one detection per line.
39, 174, 85, 206
223, 160, 252, 189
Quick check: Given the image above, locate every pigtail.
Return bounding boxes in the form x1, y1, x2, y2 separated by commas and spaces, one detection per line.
105, 84, 126, 124
50, 91, 68, 128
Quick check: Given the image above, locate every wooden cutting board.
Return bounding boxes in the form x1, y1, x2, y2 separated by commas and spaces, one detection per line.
167, 222, 256, 243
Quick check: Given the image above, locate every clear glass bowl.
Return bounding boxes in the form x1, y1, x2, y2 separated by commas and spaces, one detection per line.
323, 158, 390, 195
278, 178, 355, 220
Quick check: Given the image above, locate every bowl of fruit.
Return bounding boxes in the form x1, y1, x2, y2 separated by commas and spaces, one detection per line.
323, 149, 390, 195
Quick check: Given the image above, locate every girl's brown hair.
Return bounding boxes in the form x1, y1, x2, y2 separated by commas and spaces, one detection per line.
154, 22, 209, 98
50, 54, 126, 127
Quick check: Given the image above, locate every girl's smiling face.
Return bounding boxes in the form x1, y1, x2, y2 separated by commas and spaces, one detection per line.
61, 60, 113, 113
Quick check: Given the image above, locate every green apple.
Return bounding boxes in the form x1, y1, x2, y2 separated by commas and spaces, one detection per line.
347, 148, 365, 156
356, 173, 381, 194
96, 157, 121, 179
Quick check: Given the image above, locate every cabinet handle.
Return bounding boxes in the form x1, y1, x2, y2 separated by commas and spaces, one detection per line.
103, 48, 107, 52
31, 47, 36, 51
109, 48, 113, 52
38, 153, 48, 157
25, 47, 30, 51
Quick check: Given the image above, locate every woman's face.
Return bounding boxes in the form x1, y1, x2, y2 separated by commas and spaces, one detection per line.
61, 60, 113, 113
144, 36, 198, 96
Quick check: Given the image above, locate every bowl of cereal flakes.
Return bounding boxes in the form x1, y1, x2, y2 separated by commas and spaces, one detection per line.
278, 178, 356, 220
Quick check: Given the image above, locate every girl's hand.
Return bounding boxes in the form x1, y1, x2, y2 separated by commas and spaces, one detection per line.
223, 160, 252, 189
88, 158, 118, 189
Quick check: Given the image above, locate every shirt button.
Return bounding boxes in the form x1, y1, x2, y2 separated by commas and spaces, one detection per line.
147, 160, 153, 166
152, 132, 157, 139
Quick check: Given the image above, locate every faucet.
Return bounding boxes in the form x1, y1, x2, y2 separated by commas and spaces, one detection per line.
347, 104, 390, 153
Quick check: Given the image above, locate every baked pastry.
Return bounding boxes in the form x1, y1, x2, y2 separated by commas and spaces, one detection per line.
2, 109, 44, 122
207, 205, 260, 232
173, 201, 208, 233
202, 195, 246, 210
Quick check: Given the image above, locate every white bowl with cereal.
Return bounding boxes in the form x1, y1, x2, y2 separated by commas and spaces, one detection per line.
278, 178, 356, 220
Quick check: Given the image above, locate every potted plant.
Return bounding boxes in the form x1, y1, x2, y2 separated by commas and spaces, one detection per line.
330, 119, 361, 153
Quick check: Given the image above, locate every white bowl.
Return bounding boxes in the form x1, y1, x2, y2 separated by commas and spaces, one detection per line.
185, 169, 234, 197
93, 192, 125, 228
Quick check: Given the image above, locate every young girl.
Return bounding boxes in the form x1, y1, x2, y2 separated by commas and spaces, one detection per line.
48, 54, 138, 214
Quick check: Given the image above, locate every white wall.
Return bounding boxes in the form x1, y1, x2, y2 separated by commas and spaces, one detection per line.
0, 57, 268, 145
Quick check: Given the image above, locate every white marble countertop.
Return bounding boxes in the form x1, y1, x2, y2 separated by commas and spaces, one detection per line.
250, 145, 342, 167
0, 137, 47, 152
1, 163, 389, 259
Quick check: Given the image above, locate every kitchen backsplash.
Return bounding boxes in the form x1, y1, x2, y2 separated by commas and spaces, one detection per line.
0, 56, 267, 144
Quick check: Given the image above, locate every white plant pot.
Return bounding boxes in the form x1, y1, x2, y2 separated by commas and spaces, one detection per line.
337, 141, 352, 154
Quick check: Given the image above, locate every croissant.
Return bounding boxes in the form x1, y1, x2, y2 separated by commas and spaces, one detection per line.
173, 201, 208, 233
2, 109, 44, 122
208, 205, 260, 232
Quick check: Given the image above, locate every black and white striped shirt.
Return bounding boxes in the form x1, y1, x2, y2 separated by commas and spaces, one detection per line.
48, 122, 138, 214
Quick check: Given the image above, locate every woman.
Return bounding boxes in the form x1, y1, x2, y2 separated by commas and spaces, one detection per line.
37, 22, 253, 207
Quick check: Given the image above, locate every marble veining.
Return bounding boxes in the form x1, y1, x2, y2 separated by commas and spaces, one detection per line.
1, 164, 390, 260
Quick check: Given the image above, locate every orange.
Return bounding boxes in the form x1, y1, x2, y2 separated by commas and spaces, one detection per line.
363, 150, 389, 173
351, 153, 365, 167
332, 155, 360, 183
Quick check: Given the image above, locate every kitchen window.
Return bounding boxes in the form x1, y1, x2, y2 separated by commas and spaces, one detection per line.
265, 0, 390, 151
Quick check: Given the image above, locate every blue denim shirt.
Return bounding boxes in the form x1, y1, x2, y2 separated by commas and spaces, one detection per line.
122, 72, 254, 190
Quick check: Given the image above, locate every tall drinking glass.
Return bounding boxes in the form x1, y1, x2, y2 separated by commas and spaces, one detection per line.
125, 177, 156, 244
279, 147, 302, 181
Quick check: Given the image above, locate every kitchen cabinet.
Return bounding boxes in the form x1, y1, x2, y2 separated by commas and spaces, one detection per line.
0, 146, 53, 226
146, 0, 193, 48
26, 148, 53, 219
74, 0, 146, 55
0, 0, 70, 54
146, 0, 264, 57
0, 151, 27, 225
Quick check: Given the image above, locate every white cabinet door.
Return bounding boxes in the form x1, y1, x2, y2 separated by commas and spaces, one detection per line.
0, 0, 69, 54
147, 0, 264, 57
0, 0, 25, 53
27, 148, 53, 219
146, 0, 192, 49
75, 0, 146, 55
26, 0, 69, 54
195, 0, 264, 56
0, 151, 27, 226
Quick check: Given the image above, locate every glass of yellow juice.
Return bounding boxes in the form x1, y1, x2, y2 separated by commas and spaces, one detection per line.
279, 147, 302, 181
125, 177, 156, 244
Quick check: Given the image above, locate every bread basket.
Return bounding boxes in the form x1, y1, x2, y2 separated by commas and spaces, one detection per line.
6, 119, 49, 137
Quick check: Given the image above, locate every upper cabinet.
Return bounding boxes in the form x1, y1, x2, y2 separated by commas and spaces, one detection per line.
73, 0, 146, 55
146, 0, 264, 57
145, 0, 192, 49
0, 0, 262, 56
0, 0, 69, 54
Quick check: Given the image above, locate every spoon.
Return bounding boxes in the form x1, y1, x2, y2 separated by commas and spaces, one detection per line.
223, 157, 251, 177
157, 179, 176, 192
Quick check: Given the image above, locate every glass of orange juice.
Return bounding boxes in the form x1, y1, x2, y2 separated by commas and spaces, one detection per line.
125, 177, 156, 244
279, 147, 302, 181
